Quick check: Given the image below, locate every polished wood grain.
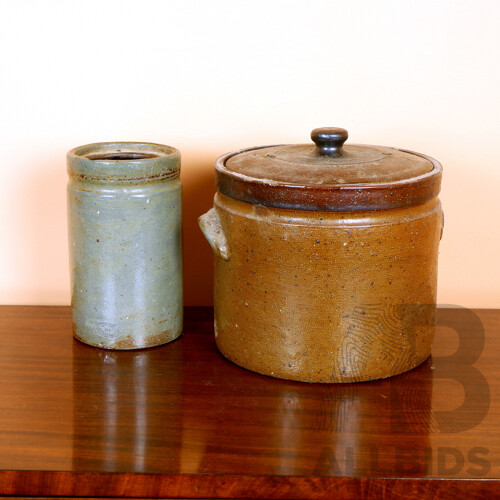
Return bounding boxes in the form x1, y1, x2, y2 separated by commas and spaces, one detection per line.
0, 306, 499, 498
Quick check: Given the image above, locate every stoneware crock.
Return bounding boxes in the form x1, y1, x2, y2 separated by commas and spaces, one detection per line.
199, 127, 443, 382
67, 142, 183, 349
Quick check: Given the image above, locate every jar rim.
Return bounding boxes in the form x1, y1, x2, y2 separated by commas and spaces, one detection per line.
67, 141, 180, 182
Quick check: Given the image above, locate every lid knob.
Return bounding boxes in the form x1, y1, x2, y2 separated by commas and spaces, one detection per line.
311, 127, 348, 156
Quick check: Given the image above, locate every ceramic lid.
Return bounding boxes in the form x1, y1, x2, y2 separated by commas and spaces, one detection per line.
215, 127, 442, 211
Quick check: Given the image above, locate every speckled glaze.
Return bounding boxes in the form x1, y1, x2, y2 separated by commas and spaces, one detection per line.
67, 142, 182, 349
199, 129, 443, 383
201, 192, 442, 382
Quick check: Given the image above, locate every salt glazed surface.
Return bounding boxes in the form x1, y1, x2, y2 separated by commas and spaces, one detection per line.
67, 142, 182, 349
200, 128, 443, 382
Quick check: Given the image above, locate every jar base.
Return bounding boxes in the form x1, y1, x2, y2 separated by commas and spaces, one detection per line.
216, 340, 430, 384
73, 329, 183, 350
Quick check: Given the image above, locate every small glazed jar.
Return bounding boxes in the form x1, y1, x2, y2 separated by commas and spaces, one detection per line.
199, 128, 443, 383
67, 142, 183, 349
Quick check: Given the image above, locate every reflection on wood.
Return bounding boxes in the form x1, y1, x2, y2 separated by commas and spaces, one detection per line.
0, 306, 499, 498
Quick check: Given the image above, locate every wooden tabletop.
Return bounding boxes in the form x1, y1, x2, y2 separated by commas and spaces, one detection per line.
0, 306, 499, 499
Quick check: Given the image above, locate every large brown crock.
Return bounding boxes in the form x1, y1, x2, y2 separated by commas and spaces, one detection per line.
199, 128, 443, 383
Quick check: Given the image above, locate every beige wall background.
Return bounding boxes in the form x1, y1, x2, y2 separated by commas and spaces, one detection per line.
0, 0, 498, 308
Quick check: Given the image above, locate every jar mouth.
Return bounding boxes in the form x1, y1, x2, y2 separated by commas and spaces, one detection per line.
83, 152, 161, 161
67, 141, 180, 182
69, 141, 177, 161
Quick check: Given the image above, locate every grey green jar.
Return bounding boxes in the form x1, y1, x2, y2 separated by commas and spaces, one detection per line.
67, 142, 183, 349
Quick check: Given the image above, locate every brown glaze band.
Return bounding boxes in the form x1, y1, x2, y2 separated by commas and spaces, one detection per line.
216, 146, 442, 211
69, 169, 180, 184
